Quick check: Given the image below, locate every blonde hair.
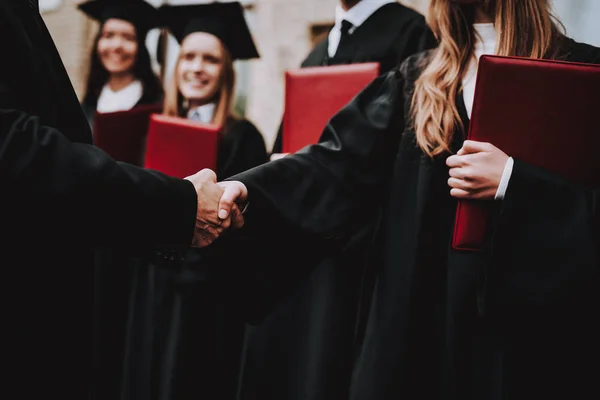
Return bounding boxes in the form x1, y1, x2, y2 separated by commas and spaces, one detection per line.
412, 0, 563, 157
163, 40, 236, 128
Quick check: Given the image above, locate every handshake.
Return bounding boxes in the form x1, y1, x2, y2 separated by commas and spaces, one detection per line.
185, 169, 248, 247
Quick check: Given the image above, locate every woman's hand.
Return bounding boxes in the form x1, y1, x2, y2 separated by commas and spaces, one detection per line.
446, 140, 509, 200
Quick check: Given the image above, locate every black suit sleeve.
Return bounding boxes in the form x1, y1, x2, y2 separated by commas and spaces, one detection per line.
0, 3, 197, 248
0, 88, 196, 250
234, 71, 405, 245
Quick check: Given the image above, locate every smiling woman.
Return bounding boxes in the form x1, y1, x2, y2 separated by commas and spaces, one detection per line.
77, 0, 163, 127
166, 31, 234, 127
96, 19, 139, 78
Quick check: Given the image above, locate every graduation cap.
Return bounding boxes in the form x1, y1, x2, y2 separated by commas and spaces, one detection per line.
77, 0, 160, 33
159, 1, 259, 60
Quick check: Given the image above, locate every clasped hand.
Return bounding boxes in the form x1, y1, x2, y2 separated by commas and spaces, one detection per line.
185, 169, 248, 247
446, 140, 509, 200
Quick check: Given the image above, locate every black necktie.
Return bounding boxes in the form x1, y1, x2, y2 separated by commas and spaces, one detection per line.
333, 19, 353, 59
29, 0, 38, 11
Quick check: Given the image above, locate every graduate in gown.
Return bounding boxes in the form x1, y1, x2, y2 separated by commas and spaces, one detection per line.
215, 0, 600, 398
78, 0, 163, 128
0, 1, 222, 398
270, 0, 437, 155
161, 1, 268, 180
122, 3, 267, 399
237, 2, 435, 398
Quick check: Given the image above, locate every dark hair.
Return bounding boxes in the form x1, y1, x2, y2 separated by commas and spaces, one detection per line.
82, 21, 163, 106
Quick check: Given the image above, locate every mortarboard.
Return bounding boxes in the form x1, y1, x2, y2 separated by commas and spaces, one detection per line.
77, 0, 160, 33
159, 1, 259, 60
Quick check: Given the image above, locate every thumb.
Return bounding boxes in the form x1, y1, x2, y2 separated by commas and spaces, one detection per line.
217, 181, 247, 219
458, 140, 488, 155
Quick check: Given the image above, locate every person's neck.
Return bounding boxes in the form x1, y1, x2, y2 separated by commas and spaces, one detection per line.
107, 73, 135, 92
474, 5, 494, 23
340, 0, 360, 12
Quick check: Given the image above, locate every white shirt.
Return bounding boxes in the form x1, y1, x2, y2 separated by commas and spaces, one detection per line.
187, 103, 216, 123
328, 0, 396, 58
462, 23, 497, 118
96, 80, 143, 113
461, 23, 513, 200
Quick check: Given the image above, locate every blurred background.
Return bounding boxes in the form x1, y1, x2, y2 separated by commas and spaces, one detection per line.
40, 0, 600, 151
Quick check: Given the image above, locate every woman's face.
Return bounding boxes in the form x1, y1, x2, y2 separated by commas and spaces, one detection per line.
97, 18, 138, 75
176, 32, 225, 106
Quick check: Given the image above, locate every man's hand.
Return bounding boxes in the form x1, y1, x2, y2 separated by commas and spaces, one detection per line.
446, 140, 509, 200
185, 169, 230, 247
217, 181, 248, 229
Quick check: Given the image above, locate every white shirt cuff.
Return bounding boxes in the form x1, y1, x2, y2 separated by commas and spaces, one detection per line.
494, 157, 514, 200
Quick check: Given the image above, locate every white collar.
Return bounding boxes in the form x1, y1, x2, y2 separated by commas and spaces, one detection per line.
333, 0, 395, 33
462, 23, 498, 119
96, 80, 143, 113
187, 103, 216, 124
473, 23, 496, 48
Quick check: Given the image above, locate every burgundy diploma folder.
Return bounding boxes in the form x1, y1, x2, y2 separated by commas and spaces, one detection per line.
143, 114, 220, 179
282, 62, 380, 154
453, 55, 600, 251
93, 103, 162, 165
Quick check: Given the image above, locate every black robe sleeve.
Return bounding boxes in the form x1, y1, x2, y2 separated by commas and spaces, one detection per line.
213, 71, 405, 322
0, 77, 196, 249
216, 119, 269, 180
0, 106, 197, 248
235, 71, 405, 243
490, 158, 599, 313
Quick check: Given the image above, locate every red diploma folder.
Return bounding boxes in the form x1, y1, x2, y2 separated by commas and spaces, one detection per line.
282, 62, 380, 154
143, 114, 220, 179
93, 104, 163, 165
453, 55, 600, 251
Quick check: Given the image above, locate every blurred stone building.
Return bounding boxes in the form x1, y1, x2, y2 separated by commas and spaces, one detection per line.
41, 0, 600, 150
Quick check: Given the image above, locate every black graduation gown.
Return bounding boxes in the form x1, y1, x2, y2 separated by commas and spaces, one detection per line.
237, 4, 436, 400
226, 37, 600, 400
121, 117, 268, 400
0, 2, 197, 398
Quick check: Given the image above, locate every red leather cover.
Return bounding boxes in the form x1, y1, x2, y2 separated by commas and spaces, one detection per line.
93, 103, 163, 165
282, 62, 380, 154
453, 55, 600, 251
143, 114, 220, 179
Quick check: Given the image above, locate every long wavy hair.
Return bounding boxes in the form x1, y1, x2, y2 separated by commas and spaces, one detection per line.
82, 21, 162, 106
163, 40, 236, 128
411, 0, 564, 157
